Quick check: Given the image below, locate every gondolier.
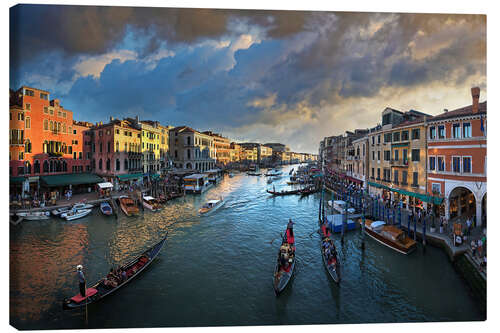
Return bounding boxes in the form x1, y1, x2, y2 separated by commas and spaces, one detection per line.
76, 265, 86, 297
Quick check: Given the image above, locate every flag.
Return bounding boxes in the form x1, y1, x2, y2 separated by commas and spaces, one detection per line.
480, 115, 484, 133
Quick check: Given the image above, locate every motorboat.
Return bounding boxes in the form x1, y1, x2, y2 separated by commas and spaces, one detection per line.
364, 220, 417, 254
119, 196, 139, 216
16, 211, 50, 221
327, 200, 355, 214
142, 196, 161, 211
100, 202, 113, 216
199, 198, 224, 215
52, 202, 94, 216
61, 208, 92, 221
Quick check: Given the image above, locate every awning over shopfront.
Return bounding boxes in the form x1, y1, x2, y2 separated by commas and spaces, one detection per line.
40, 173, 104, 187
116, 173, 144, 181
10, 176, 26, 184
367, 181, 443, 205
347, 176, 363, 184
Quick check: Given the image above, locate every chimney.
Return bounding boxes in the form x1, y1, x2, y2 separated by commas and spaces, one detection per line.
110, 116, 114, 122
471, 87, 480, 114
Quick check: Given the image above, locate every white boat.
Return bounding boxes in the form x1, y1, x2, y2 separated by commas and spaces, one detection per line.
184, 174, 213, 194
52, 202, 94, 216
199, 198, 224, 215
327, 200, 355, 214
16, 211, 51, 220
143, 196, 161, 211
61, 208, 92, 221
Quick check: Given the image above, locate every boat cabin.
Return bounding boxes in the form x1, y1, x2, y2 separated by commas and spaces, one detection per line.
183, 174, 211, 194
204, 169, 222, 184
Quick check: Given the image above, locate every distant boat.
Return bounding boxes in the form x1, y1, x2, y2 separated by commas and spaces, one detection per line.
266, 189, 299, 196
364, 220, 417, 255
119, 196, 139, 216
229, 173, 234, 178
61, 208, 92, 221
100, 202, 113, 216
16, 211, 50, 221
327, 200, 355, 214
199, 197, 224, 215
142, 196, 161, 211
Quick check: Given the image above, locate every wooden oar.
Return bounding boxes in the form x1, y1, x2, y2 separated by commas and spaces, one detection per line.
309, 229, 319, 237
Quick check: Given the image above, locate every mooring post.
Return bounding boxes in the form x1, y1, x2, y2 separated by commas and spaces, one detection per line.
413, 213, 417, 241
361, 198, 366, 250
423, 214, 427, 248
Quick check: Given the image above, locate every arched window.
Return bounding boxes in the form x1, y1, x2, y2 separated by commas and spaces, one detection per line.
124, 159, 128, 170
49, 160, 54, 172
99, 159, 103, 170
25, 117, 31, 129
43, 160, 49, 173
63, 161, 67, 172
63, 123, 66, 133
187, 136, 191, 145
57, 122, 61, 133
187, 149, 191, 159
34, 160, 40, 174
116, 158, 120, 171
116, 142, 119, 152
25, 139, 31, 153
25, 161, 31, 174
50, 120, 54, 131
43, 141, 48, 153
44, 119, 48, 130
56, 160, 61, 172
106, 159, 110, 171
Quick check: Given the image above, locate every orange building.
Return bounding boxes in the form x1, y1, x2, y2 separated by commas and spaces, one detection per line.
9, 86, 94, 195
426, 87, 487, 227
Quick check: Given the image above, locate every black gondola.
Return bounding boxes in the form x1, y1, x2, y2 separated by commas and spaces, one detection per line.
62, 233, 168, 310
266, 189, 300, 196
273, 226, 296, 295
318, 200, 340, 283
299, 186, 318, 197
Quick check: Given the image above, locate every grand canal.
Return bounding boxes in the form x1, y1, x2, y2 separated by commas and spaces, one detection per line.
10, 165, 484, 329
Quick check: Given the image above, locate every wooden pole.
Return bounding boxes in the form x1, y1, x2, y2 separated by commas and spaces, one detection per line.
361, 197, 365, 250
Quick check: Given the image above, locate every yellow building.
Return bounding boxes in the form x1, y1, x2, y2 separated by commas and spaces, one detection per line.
158, 124, 173, 171
138, 120, 162, 174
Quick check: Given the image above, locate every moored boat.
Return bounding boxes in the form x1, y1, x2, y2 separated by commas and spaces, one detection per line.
142, 196, 161, 211
100, 202, 113, 216
199, 197, 224, 215
119, 196, 139, 216
62, 233, 168, 310
16, 211, 50, 220
266, 189, 299, 196
52, 202, 94, 216
61, 208, 92, 221
273, 224, 296, 295
364, 220, 417, 255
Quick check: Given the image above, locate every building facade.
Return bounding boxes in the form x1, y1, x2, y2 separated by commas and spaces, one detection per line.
169, 126, 216, 172
426, 88, 487, 226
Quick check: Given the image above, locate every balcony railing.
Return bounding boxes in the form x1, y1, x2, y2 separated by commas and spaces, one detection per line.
390, 159, 408, 167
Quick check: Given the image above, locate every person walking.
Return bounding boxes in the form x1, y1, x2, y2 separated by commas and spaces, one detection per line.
76, 265, 86, 297
477, 238, 483, 258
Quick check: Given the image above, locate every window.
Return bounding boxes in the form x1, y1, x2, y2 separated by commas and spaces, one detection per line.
463, 123, 471, 138
116, 142, 120, 152
429, 156, 436, 171
384, 133, 392, 143
107, 142, 111, 152
25, 103, 31, 110
438, 125, 445, 139
384, 150, 391, 161
432, 183, 441, 194
63, 123, 66, 133
452, 123, 461, 138
25, 139, 31, 153
68, 146, 73, 154
58, 110, 62, 117
377, 135, 381, 144
18, 112, 24, 121
25, 89, 34, 96
34, 160, 40, 174
49, 108, 54, 115
394, 170, 399, 184
99, 159, 103, 170
371, 168, 374, 178
402, 171, 408, 185
393, 132, 400, 142
116, 159, 120, 171
411, 129, 420, 140
106, 159, 110, 171
43, 106, 48, 114
40, 93, 48, 100
412, 172, 418, 186
116, 129, 120, 135
25, 117, 31, 129
372, 151, 375, 160
438, 156, 445, 171
452, 156, 461, 173
18, 151, 24, 160
73, 152, 77, 160
411, 149, 420, 162
394, 150, 399, 161
402, 149, 408, 162
429, 126, 436, 139
371, 136, 375, 145
463, 157, 472, 173
79, 152, 82, 160
125, 159, 128, 170
63, 112, 66, 118
401, 130, 409, 141
73, 129, 77, 135
377, 168, 380, 179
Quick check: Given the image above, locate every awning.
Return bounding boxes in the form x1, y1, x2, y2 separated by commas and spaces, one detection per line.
10, 176, 26, 184
368, 181, 390, 190
116, 173, 144, 181
151, 174, 161, 180
368, 181, 444, 205
40, 173, 104, 187
347, 176, 363, 184
97, 182, 113, 189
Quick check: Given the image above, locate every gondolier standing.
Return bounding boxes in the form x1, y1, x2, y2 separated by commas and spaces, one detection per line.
77, 265, 86, 297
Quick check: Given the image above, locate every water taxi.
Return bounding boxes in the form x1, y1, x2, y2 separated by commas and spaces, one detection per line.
142, 196, 161, 211
364, 220, 417, 254
199, 197, 224, 215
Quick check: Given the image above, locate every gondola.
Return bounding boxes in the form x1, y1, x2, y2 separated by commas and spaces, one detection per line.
62, 233, 168, 310
318, 199, 340, 283
266, 189, 300, 196
273, 226, 295, 295
299, 186, 318, 197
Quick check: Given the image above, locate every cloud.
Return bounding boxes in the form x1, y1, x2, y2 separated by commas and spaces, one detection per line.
73, 50, 138, 78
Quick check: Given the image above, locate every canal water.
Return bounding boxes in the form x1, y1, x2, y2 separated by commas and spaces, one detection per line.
10, 165, 485, 329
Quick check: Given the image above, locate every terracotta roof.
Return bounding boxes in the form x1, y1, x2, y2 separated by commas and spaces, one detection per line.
393, 117, 428, 129
171, 126, 197, 133
431, 101, 487, 121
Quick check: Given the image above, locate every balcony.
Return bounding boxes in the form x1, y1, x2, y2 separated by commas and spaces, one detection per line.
390, 159, 408, 167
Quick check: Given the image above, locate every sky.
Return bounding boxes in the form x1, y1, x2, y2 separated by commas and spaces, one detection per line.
9, 5, 486, 154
